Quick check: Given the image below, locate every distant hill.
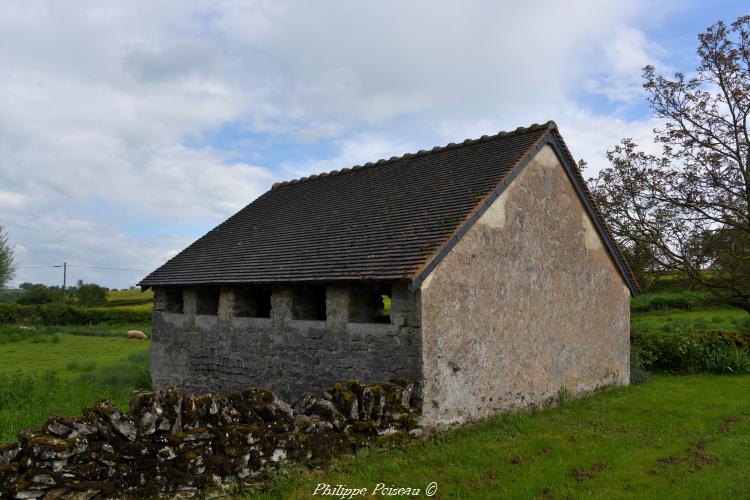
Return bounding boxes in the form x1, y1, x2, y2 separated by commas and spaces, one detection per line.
103, 288, 153, 311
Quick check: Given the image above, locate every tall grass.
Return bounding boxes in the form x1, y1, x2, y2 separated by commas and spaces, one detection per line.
702, 346, 750, 374
0, 351, 150, 443
633, 331, 750, 374
0, 324, 58, 344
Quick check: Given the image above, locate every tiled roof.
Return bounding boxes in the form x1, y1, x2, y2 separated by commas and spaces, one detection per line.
139, 121, 638, 293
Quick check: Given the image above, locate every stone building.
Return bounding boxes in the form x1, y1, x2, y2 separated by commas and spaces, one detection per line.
139, 121, 638, 426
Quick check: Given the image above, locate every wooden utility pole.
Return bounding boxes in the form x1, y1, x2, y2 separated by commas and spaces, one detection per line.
54, 261, 67, 294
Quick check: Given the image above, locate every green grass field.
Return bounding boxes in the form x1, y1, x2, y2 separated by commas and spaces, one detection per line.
631, 306, 749, 335
0, 324, 150, 378
2, 286, 750, 497
0, 325, 150, 442
260, 375, 750, 499
631, 289, 749, 335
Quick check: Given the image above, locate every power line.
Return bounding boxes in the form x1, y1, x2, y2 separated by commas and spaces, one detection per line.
19, 264, 146, 272
70, 265, 146, 272
16, 261, 146, 291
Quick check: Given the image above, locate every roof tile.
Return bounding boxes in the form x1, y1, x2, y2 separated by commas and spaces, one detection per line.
139, 121, 636, 291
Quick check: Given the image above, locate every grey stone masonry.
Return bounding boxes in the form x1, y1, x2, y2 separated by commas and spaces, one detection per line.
150, 281, 422, 404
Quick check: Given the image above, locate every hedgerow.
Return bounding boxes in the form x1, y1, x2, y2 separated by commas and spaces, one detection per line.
0, 303, 151, 325
632, 331, 750, 374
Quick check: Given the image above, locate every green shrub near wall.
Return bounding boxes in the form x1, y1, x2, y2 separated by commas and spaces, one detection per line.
0, 303, 151, 325
630, 296, 693, 313
632, 331, 750, 374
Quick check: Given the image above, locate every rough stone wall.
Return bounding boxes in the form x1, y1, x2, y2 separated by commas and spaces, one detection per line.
0, 380, 421, 498
419, 144, 631, 426
151, 282, 421, 404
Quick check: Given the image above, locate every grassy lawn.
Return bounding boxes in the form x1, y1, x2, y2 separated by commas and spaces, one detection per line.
631, 306, 749, 335
630, 289, 749, 335
2, 286, 749, 498
0, 325, 150, 378
261, 375, 750, 499
0, 325, 150, 443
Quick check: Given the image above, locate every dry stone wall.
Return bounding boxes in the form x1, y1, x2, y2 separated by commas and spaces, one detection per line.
0, 380, 420, 499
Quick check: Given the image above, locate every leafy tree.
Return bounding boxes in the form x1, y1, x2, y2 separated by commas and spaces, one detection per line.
17, 284, 62, 305
18, 282, 34, 290
75, 280, 108, 306
0, 226, 16, 288
0, 288, 24, 303
590, 16, 750, 308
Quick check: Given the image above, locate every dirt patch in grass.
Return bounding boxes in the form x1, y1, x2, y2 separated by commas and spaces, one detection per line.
654, 440, 719, 474
719, 417, 738, 433
686, 440, 719, 470
511, 445, 554, 465
572, 462, 606, 482
656, 456, 680, 466
482, 469, 496, 484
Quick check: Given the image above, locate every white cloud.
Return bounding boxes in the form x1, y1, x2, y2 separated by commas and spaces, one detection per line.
0, 0, 681, 287
279, 133, 421, 180
584, 26, 668, 103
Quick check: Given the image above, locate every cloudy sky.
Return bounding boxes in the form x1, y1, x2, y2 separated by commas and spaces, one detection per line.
1, 0, 747, 289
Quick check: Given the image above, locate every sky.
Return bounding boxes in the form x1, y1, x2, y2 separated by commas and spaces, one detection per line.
1, 0, 747, 289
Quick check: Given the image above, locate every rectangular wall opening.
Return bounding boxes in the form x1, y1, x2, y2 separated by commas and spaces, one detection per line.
163, 287, 183, 313
234, 285, 272, 318
291, 284, 327, 321
196, 286, 220, 315
349, 284, 392, 323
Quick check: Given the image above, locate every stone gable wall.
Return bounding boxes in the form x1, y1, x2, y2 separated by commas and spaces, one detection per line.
150, 282, 422, 404
419, 144, 631, 426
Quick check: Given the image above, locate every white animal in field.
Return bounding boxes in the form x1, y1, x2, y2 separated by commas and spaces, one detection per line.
127, 330, 148, 341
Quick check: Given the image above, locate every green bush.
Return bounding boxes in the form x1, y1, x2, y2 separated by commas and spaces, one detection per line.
629, 350, 652, 384
631, 296, 693, 313
632, 331, 750, 374
16, 285, 63, 305
75, 282, 108, 306
703, 345, 750, 374
0, 303, 151, 325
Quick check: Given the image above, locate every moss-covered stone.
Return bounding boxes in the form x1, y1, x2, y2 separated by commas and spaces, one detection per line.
0, 442, 20, 465
352, 420, 378, 434
1, 378, 420, 498
129, 390, 156, 416
27, 434, 87, 460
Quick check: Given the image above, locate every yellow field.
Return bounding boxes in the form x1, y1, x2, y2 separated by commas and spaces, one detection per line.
104, 288, 153, 311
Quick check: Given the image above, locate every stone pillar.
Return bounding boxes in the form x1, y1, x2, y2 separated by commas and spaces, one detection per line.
271, 286, 293, 326
183, 288, 197, 326
218, 287, 236, 321
153, 288, 167, 312
326, 284, 349, 330
390, 281, 417, 326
